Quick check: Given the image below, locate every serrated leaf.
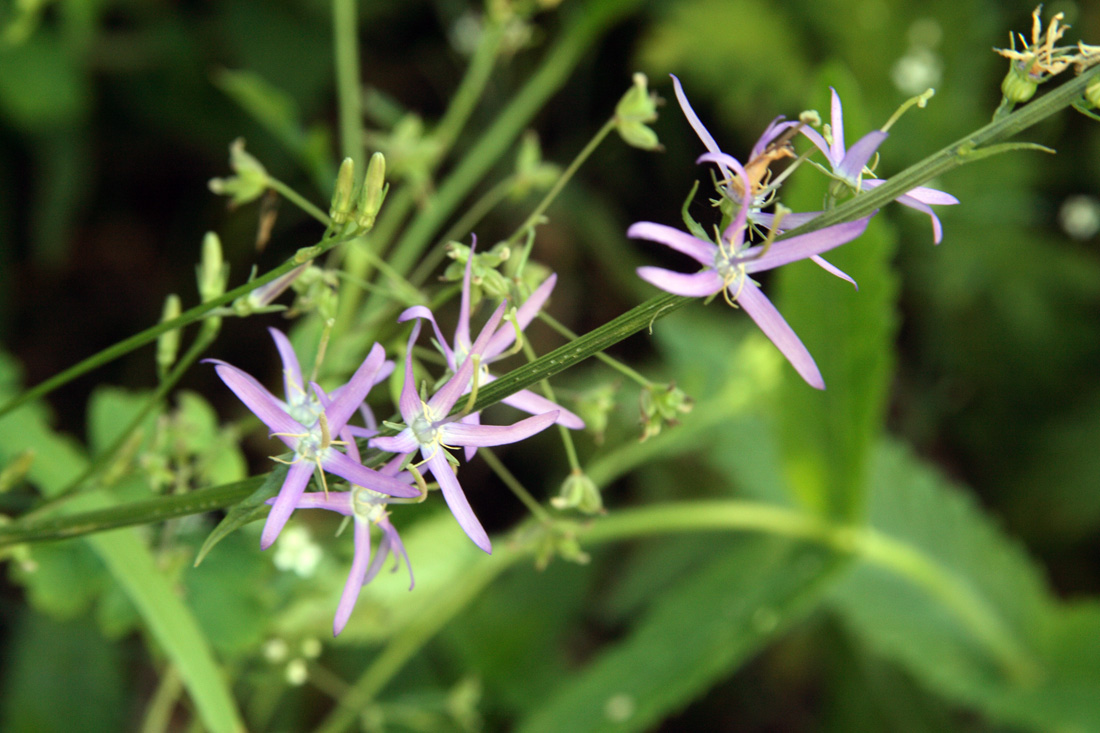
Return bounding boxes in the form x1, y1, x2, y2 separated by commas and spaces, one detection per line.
194, 464, 285, 566
774, 69, 899, 521
830, 438, 1100, 731
517, 537, 841, 733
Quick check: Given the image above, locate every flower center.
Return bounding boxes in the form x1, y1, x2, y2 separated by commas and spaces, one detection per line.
410, 405, 441, 446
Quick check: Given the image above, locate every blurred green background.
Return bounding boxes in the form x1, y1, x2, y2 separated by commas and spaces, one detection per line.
1, 0, 1099, 730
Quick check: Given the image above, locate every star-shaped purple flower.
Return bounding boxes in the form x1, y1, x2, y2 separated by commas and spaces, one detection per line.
630, 155, 871, 390
208, 332, 420, 549
799, 87, 959, 244
371, 305, 559, 553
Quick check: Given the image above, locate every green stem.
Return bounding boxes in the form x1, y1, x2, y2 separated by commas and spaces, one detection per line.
333, 0, 362, 166
503, 117, 616, 256
479, 448, 552, 523
360, 0, 643, 321
430, 17, 506, 158
538, 311, 653, 387
0, 236, 351, 420
520, 338, 581, 472
40, 325, 220, 511
268, 176, 331, 226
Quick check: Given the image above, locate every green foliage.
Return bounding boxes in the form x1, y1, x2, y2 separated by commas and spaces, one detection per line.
775, 70, 899, 520
830, 439, 1100, 732
517, 537, 841, 732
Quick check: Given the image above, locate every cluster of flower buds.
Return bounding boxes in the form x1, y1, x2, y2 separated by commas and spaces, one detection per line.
329, 151, 388, 232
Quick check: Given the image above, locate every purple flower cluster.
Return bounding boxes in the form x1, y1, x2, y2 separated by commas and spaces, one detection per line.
209, 254, 576, 634
630, 76, 959, 388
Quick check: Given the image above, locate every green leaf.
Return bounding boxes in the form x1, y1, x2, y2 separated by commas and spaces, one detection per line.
87, 385, 156, 455
517, 537, 841, 733
830, 438, 1100, 731
774, 69, 899, 520
194, 464, 285, 567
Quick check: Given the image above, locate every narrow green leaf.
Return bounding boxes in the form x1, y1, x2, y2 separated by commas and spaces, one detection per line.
774, 69, 899, 521
517, 537, 842, 733
194, 464, 285, 566
87, 525, 246, 733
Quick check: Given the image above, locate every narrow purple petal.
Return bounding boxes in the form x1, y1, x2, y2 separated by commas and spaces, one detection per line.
375, 518, 414, 590
829, 88, 846, 162
212, 363, 303, 438
456, 236, 476, 351
502, 388, 585, 430
459, 412, 481, 462
333, 518, 372, 636
810, 255, 858, 290
837, 131, 888, 184
324, 450, 421, 498
637, 266, 723, 298
671, 74, 723, 158
751, 117, 796, 160
799, 126, 834, 165
426, 449, 491, 553
261, 461, 314, 549
398, 305, 454, 367
484, 274, 556, 360
428, 302, 506, 415
279, 491, 353, 515
268, 328, 305, 403
744, 217, 871, 272
861, 179, 960, 205
737, 283, 824, 390
370, 430, 419, 455
398, 321, 422, 421
441, 410, 558, 448
627, 222, 716, 266
325, 342, 386, 433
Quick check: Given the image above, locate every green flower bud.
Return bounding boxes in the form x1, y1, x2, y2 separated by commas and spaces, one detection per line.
614, 72, 662, 151
355, 152, 387, 230
156, 294, 182, 378
1086, 79, 1100, 109
640, 382, 693, 441
329, 157, 356, 225
208, 138, 269, 206
552, 470, 604, 514
197, 232, 228, 303
1001, 65, 1038, 103
574, 383, 617, 445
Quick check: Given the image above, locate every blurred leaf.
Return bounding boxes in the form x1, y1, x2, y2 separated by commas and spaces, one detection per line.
87, 385, 156, 455
517, 537, 840, 733
774, 68, 899, 520
0, 612, 126, 733
830, 438, 1100, 731
10, 538, 104, 619
0, 33, 88, 130
213, 68, 334, 191
174, 391, 248, 487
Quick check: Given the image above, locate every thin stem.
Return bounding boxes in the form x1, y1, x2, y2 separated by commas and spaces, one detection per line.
333, 0, 362, 166
538, 311, 653, 387
503, 117, 616, 255
520, 338, 580, 472
430, 17, 506, 158
479, 448, 552, 523
141, 665, 183, 733
40, 325, 221, 511
360, 0, 642, 321
268, 176, 331, 226
0, 236, 351, 420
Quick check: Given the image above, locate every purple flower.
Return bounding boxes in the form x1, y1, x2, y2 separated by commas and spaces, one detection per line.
271, 453, 414, 636
630, 155, 871, 390
208, 331, 419, 549
401, 238, 584, 448
371, 305, 559, 553
799, 88, 959, 244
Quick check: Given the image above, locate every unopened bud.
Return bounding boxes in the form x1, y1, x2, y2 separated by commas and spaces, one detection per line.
614, 72, 662, 151
640, 382, 693, 441
156, 294, 182, 378
1001, 65, 1038, 103
330, 157, 356, 225
197, 232, 228, 303
355, 152, 387, 230
552, 470, 604, 514
1086, 79, 1100, 109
